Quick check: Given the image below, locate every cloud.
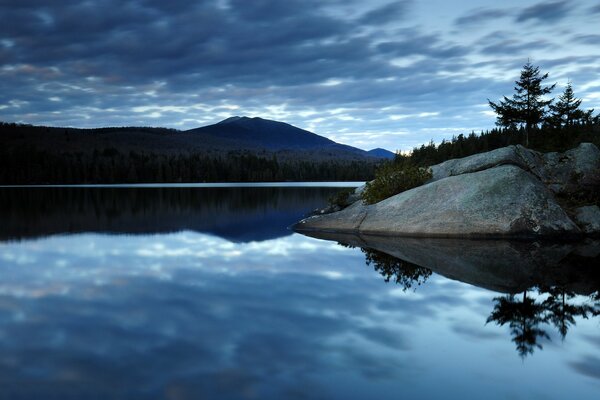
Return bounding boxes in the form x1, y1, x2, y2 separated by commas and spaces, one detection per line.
0, 0, 599, 151
454, 8, 510, 26
589, 2, 600, 13
359, 1, 412, 24
479, 39, 554, 55
572, 34, 600, 45
515, 0, 574, 24
570, 356, 600, 380
375, 29, 469, 59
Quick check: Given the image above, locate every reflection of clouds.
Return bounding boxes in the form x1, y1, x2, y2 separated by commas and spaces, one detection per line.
0, 233, 598, 398
570, 356, 600, 380
0, 232, 357, 298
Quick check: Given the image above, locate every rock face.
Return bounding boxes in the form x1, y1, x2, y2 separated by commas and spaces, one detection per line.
574, 206, 600, 234
294, 143, 600, 238
430, 142, 600, 194
542, 143, 600, 194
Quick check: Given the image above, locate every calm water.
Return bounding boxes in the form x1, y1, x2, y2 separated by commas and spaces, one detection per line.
0, 185, 598, 399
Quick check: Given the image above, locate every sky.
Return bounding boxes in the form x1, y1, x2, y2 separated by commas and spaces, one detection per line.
1, 0, 599, 151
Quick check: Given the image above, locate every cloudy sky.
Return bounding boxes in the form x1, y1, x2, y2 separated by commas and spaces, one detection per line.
1, 0, 599, 151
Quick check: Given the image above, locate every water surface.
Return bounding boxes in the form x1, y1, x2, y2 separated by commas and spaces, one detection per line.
0, 185, 598, 399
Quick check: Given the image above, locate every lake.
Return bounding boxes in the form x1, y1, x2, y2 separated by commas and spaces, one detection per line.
0, 184, 598, 399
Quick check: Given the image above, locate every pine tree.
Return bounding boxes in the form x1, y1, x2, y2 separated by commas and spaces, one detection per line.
548, 82, 593, 127
488, 61, 555, 146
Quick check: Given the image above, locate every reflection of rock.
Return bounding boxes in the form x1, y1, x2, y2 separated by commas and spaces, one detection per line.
295, 143, 600, 238
299, 230, 600, 295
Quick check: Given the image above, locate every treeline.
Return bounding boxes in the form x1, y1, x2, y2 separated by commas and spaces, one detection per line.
0, 145, 376, 184
399, 62, 600, 167
406, 122, 600, 167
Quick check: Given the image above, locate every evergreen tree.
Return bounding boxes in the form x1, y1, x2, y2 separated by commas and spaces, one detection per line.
548, 82, 593, 127
488, 61, 555, 146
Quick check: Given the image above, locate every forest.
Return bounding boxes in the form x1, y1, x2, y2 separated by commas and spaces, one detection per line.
0, 140, 377, 184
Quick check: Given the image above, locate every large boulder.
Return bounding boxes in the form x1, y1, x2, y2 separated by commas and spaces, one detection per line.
296, 164, 580, 238
295, 143, 599, 238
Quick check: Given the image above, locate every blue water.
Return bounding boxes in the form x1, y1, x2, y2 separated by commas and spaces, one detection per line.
0, 185, 598, 399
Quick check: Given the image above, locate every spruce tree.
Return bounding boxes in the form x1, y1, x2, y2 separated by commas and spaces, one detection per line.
488, 61, 555, 146
548, 82, 593, 127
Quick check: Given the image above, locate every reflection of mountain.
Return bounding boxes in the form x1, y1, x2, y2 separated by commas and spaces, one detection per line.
300, 231, 600, 357
0, 186, 348, 243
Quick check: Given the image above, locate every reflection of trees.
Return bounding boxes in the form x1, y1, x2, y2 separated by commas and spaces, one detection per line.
0, 186, 343, 241
589, 291, 600, 317
541, 286, 593, 340
362, 249, 432, 291
487, 292, 549, 358
487, 287, 599, 358
343, 242, 600, 358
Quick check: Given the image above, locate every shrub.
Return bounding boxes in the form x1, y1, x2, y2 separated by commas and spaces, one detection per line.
361, 159, 432, 205
328, 187, 354, 209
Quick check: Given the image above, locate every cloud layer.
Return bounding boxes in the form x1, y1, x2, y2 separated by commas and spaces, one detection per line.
1, 0, 599, 150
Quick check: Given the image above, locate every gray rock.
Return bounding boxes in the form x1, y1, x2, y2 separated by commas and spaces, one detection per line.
298, 198, 368, 232
429, 142, 600, 194
574, 205, 600, 234
541, 143, 600, 194
295, 165, 580, 238
346, 183, 366, 204
295, 143, 599, 238
429, 145, 545, 182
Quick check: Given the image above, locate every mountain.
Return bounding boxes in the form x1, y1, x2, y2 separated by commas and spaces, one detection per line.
190, 116, 335, 149
0, 118, 387, 184
1, 117, 387, 161
367, 148, 395, 159
186, 116, 373, 160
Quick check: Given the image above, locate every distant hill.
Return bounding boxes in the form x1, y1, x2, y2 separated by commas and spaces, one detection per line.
186, 116, 375, 160
1, 117, 386, 162
367, 148, 396, 159
189, 116, 336, 149
0, 118, 387, 184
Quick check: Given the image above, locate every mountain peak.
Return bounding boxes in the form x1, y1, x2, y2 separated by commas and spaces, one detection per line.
217, 116, 244, 124
367, 148, 395, 159
188, 116, 393, 159
190, 116, 344, 150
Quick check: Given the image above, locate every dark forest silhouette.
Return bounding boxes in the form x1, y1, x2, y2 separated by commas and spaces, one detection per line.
0, 186, 344, 242
0, 128, 377, 184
